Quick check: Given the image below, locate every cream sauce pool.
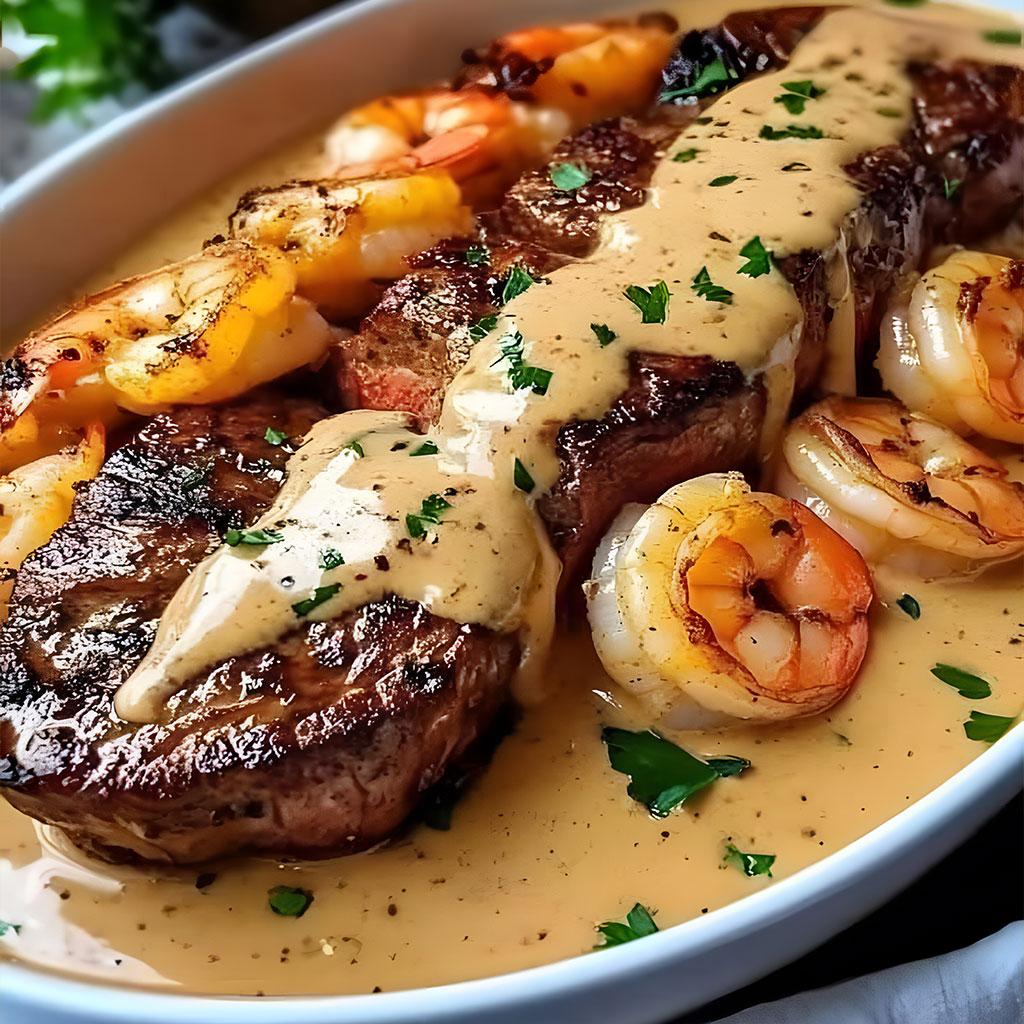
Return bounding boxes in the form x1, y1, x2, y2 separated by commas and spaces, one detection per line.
2, 0, 1023, 998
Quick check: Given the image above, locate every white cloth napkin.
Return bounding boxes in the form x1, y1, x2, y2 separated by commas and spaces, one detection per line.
708, 922, 1023, 1024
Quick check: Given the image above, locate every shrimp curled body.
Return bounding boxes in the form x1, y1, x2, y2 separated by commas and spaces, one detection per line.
585, 472, 873, 727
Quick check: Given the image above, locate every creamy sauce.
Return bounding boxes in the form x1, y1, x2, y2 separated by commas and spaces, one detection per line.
2, 0, 1023, 997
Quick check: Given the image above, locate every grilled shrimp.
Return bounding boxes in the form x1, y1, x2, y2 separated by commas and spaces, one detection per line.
775, 396, 1024, 579
0, 423, 104, 617
229, 171, 473, 320
0, 240, 334, 471
585, 473, 873, 727
878, 252, 1023, 443
324, 20, 675, 206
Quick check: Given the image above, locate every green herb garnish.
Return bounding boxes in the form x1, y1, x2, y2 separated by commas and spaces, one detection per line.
225, 528, 284, 547
267, 886, 313, 917
410, 440, 439, 457
673, 147, 701, 163
931, 664, 992, 700
964, 711, 1016, 743
180, 462, 211, 491
623, 280, 671, 324
291, 583, 341, 617
0, 921, 21, 937
660, 57, 738, 102
469, 314, 498, 343
759, 123, 824, 140
465, 244, 490, 265
738, 236, 772, 278
550, 162, 592, 191
493, 330, 553, 395
691, 267, 733, 304
501, 266, 535, 304
709, 174, 738, 187
875, 107, 903, 119
590, 323, 617, 347
774, 80, 825, 116
264, 426, 288, 446
420, 777, 464, 831
724, 843, 776, 877
342, 439, 365, 458
602, 727, 750, 817
982, 28, 1022, 45
513, 458, 535, 494
943, 177, 962, 200
594, 903, 659, 948
896, 594, 921, 619
318, 548, 345, 570
406, 493, 453, 540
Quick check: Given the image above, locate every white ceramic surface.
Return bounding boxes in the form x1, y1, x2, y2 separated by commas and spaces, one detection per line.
1, 1, 1021, 1021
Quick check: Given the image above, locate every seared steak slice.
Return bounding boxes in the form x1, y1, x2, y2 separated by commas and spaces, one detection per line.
0, 397, 518, 863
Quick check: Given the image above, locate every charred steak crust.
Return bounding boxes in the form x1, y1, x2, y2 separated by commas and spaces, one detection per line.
0, 397, 519, 863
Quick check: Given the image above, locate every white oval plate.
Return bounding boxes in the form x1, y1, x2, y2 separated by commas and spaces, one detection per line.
1, 1, 1021, 1021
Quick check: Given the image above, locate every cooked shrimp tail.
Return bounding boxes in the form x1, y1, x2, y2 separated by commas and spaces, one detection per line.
585, 472, 873, 726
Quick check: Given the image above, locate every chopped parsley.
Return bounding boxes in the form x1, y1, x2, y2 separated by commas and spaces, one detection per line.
267, 886, 313, 917
493, 330, 553, 395
180, 461, 211, 491
550, 162, 592, 191
291, 583, 341, 617
708, 174, 738, 187
774, 80, 825, 116
264, 426, 288, 446
469, 313, 498, 343
406, 493, 452, 540
983, 28, 1022, 45
724, 843, 776, 877
738, 236, 772, 278
318, 548, 345, 570
465, 244, 490, 265
602, 727, 750, 817
931, 664, 992, 700
964, 711, 1016, 743
691, 266, 733, 304
875, 107, 903, 119
225, 527, 283, 547
590, 322, 617, 347
0, 921, 21, 937
660, 57, 738, 102
623, 280, 671, 324
896, 593, 921, 619
342, 439, 365, 458
410, 440, 439, 457
943, 177, 962, 200
759, 123, 824, 140
673, 147, 701, 163
513, 458, 535, 494
594, 903, 659, 948
501, 265, 535, 304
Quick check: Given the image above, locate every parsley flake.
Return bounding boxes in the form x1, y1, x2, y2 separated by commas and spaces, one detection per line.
896, 593, 921, 619
602, 727, 750, 817
624, 280, 671, 324
709, 174, 738, 187
983, 28, 1022, 45
513, 458, 535, 494
774, 80, 825, 115
660, 57, 738, 102
673, 147, 701, 163
738, 236, 772, 278
406, 493, 452, 540
724, 843, 776, 877
931, 664, 992, 700
0, 921, 21, 937
267, 886, 313, 917
964, 711, 1016, 743
594, 903, 659, 948
318, 548, 345, 570
493, 330, 553, 395
501, 266, 535, 304
264, 426, 288, 446
469, 314, 498, 343
180, 462, 211, 491
410, 440, 439, 457
759, 123, 824, 140
590, 323, 617, 347
342, 439, 365, 458
550, 162, 592, 191
875, 107, 903, 119
691, 267, 733, 304
291, 583, 341, 617
465, 244, 490, 265
943, 177, 962, 200
225, 527, 284, 547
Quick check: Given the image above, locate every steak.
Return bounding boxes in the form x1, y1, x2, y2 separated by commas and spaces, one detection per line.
0, 395, 518, 862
